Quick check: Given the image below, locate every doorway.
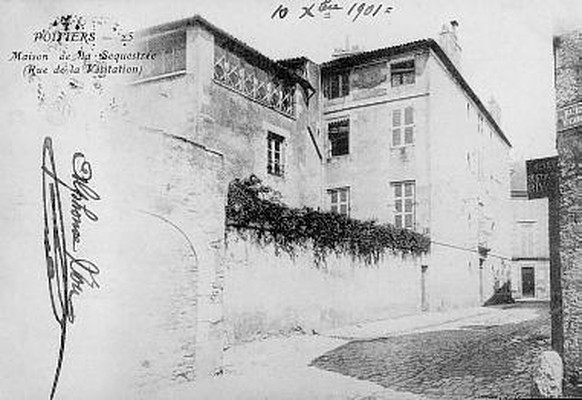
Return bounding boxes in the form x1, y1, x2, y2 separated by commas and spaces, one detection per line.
522, 267, 535, 298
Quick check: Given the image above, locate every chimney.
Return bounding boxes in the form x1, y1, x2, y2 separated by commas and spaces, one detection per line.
331, 35, 364, 59
438, 20, 462, 70
487, 96, 502, 126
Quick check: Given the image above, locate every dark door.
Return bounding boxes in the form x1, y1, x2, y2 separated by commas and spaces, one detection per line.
522, 267, 535, 297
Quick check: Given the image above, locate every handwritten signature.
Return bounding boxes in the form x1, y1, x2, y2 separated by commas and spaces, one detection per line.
70, 152, 100, 251
42, 136, 101, 399
271, 1, 394, 21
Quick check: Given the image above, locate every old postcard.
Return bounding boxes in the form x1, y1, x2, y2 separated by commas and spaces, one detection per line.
1, 0, 580, 399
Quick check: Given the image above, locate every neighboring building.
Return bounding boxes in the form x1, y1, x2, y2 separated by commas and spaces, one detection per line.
320, 22, 513, 309
130, 16, 324, 210
554, 30, 582, 393
124, 16, 326, 385
509, 161, 550, 300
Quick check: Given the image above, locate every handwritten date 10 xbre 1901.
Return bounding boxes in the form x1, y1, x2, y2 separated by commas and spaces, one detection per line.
41, 136, 101, 400
271, 1, 394, 21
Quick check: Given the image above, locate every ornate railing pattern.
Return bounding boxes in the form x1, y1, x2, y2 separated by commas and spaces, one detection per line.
214, 44, 295, 117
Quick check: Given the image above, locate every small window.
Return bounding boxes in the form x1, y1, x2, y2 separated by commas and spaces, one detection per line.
328, 119, 350, 156
392, 106, 414, 146
140, 31, 186, 79
329, 187, 350, 216
393, 181, 415, 229
267, 132, 285, 176
391, 60, 415, 87
324, 71, 350, 99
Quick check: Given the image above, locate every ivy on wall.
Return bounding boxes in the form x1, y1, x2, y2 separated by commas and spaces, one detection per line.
225, 175, 430, 265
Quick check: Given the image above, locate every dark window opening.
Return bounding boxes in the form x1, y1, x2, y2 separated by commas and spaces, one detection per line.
267, 132, 285, 176
324, 71, 350, 99
328, 119, 350, 156
391, 60, 415, 87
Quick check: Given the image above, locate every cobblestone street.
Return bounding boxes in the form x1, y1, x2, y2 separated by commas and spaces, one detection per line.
311, 302, 550, 399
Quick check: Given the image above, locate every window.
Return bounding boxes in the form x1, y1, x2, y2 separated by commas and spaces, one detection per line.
328, 119, 350, 156
392, 106, 414, 146
324, 71, 350, 99
391, 60, 415, 86
518, 222, 536, 257
393, 181, 415, 229
329, 187, 350, 216
140, 31, 186, 79
267, 132, 285, 176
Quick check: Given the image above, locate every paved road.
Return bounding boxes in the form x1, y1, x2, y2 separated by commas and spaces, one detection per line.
311, 302, 550, 399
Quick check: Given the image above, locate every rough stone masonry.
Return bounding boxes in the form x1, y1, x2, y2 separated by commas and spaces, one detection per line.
554, 31, 582, 391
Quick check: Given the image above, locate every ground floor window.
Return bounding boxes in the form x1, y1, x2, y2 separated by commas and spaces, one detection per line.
328, 187, 350, 216
392, 181, 415, 229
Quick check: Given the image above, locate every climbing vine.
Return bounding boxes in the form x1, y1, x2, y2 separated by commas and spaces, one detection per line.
225, 175, 430, 265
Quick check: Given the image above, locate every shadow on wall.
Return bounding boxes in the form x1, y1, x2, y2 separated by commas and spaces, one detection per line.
484, 281, 515, 306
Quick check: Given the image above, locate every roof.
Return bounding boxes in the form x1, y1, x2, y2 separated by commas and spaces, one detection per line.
277, 56, 318, 69
277, 56, 310, 76
278, 56, 310, 65
138, 16, 510, 147
321, 39, 512, 147
138, 15, 313, 92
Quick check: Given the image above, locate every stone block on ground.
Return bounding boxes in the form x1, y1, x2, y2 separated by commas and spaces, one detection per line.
532, 350, 563, 398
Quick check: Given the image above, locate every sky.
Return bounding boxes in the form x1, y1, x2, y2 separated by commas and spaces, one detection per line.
3, 0, 582, 159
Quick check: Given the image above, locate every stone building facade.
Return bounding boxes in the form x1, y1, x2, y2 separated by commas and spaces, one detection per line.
554, 31, 582, 391
321, 22, 513, 310
120, 15, 516, 390
124, 15, 325, 387
131, 17, 323, 209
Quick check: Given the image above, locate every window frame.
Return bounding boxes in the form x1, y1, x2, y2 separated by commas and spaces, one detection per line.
518, 221, 536, 257
140, 30, 187, 79
324, 70, 350, 99
328, 119, 350, 157
390, 59, 415, 87
267, 132, 285, 177
392, 181, 416, 229
328, 187, 351, 216
391, 106, 415, 147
